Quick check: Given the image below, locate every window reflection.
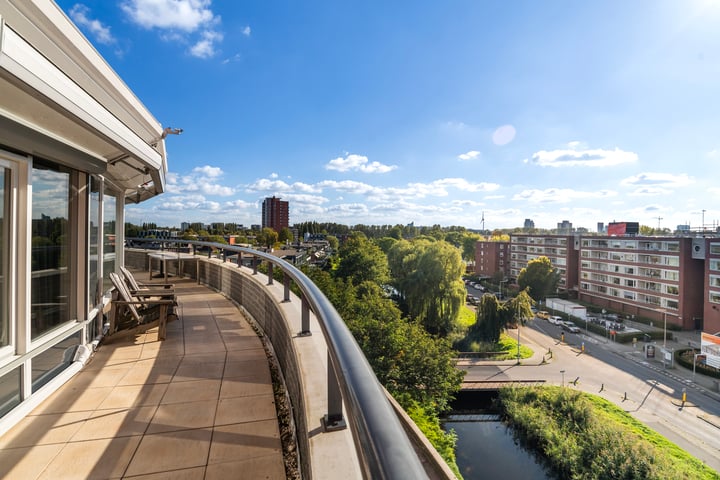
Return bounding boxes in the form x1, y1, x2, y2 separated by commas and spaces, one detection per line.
89, 177, 100, 308
0, 168, 7, 348
31, 162, 70, 339
102, 193, 116, 293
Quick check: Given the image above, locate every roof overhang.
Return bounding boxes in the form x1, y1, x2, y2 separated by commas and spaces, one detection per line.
0, 1, 168, 204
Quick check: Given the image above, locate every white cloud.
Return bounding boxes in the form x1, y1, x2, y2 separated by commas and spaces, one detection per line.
121, 0, 217, 31
246, 178, 321, 194
190, 30, 223, 58
316, 180, 377, 195
457, 150, 481, 161
620, 172, 693, 188
280, 193, 329, 205
492, 124, 516, 146
192, 165, 223, 178
512, 188, 617, 204
69, 4, 116, 45
627, 187, 672, 196
166, 165, 235, 196
120, 0, 222, 58
432, 178, 500, 193
242, 25, 251, 36
325, 154, 397, 173
529, 147, 638, 167
247, 178, 292, 192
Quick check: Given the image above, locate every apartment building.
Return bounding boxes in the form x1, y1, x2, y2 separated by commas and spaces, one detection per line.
509, 234, 580, 294
475, 241, 511, 279
578, 236, 704, 330
262, 196, 289, 232
704, 239, 720, 333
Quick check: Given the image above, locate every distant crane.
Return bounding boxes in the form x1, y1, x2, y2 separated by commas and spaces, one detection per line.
656, 216, 663, 231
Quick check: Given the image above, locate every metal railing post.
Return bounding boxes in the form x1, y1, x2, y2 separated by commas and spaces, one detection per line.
283, 273, 291, 302
299, 295, 311, 336
267, 263, 274, 285
253, 256, 258, 275
222, 249, 227, 262
323, 351, 346, 432
237, 251, 242, 267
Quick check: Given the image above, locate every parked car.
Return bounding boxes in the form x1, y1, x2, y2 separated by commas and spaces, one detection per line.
548, 315, 563, 325
562, 321, 581, 333
536, 310, 550, 320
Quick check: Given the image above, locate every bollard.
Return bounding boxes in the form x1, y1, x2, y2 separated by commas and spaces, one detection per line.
682, 389, 687, 405
561, 333, 565, 343
581, 342, 585, 353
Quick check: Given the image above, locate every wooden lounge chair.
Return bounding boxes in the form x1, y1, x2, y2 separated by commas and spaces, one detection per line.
120, 265, 174, 294
107, 272, 177, 341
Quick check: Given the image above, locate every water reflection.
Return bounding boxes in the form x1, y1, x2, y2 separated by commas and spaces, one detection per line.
444, 417, 552, 480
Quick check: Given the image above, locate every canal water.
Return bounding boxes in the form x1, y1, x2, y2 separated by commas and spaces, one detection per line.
444, 390, 553, 480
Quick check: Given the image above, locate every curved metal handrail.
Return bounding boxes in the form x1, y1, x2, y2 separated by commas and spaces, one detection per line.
127, 238, 429, 479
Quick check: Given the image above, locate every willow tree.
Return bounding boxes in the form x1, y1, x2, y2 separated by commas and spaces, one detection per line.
388, 239, 466, 336
473, 293, 507, 344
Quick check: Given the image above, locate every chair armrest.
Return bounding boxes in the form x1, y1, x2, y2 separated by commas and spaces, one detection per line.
137, 283, 175, 289
113, 299, 176, 306
131, 289, 176, 296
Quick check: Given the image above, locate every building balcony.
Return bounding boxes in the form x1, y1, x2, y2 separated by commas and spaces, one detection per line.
0, 247, 453, 479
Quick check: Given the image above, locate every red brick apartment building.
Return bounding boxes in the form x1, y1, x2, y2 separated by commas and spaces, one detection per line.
507, 234, 580, 294
475, 241, 511, 279
577, 236, 704, 331
704, 238, 720, 333
478, 234, 714, 332
261, 196, 289, 232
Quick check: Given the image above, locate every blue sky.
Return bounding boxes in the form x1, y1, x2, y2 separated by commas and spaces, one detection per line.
57, 0, 720, 231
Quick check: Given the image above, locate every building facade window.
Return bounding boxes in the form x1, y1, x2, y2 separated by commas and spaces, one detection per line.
0, 165, 8, 349
31, 161, 72, 339
102, 192, 117, 294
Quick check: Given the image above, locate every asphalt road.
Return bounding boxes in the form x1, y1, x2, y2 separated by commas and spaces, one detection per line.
460, 319, 720, 472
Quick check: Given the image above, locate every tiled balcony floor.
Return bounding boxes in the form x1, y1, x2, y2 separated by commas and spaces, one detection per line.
0, 276, 286, 479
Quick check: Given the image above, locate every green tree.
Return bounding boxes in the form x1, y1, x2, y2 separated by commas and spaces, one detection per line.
326, 235, 339, 251
472, 293, 508, 343
388, 239, 466, 336
461, 232, 483, 262
335, 232, 390, 285
505, 289, 535, 327
257, 227, 279, 249
517, 256, 560, 301
278, 227, 293, 244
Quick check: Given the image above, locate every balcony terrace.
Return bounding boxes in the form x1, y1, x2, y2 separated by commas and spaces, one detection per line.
0, 245, 454, 479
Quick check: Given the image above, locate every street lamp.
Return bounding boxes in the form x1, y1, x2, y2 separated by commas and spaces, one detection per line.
516, 303, 521, 364
663, 311, 667, 348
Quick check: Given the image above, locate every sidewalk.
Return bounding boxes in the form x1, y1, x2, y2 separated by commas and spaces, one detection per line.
457, 322, 720, 402
589, 322, 720, 401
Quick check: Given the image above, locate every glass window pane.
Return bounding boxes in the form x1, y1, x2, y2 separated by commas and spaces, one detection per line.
0, 168, 8, 347
0, 367, 21, 418
31, 331, 81, 393
31, 163, 70, 338
89, 177, 100, 307
102, 193, 116, 293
